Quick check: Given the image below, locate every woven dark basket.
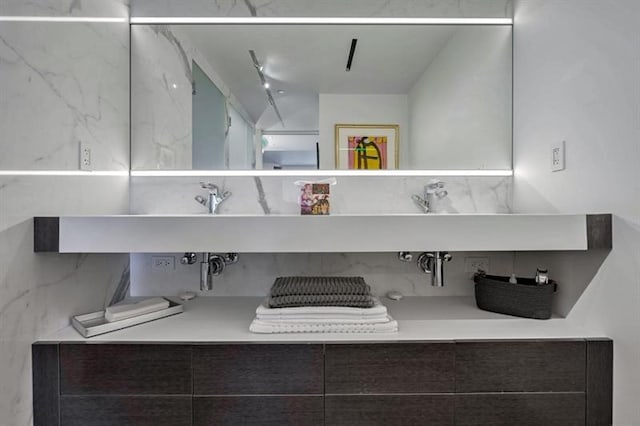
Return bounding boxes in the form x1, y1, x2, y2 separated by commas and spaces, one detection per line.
473, 273, 557, 320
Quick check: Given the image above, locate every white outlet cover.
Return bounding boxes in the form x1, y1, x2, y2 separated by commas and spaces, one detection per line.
80, 141, 92, 171
151, 256, 175, 271
464, 256, 489, 273
551, 140, 565, 172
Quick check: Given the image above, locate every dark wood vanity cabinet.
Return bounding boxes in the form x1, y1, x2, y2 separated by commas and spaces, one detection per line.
33, 339, 612, 426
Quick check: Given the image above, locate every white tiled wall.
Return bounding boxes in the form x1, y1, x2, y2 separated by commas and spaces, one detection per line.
0, 1, 130, 424
513, 1, 640, 423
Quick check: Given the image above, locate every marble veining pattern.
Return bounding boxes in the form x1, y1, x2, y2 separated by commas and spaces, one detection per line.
0, 22, 129, 170
0, 176, 130, 425
131, 24, 252, 170
130, 174, 512, 297
130, 175, 512, 215
131, 0, 512, 18
0, 0, 130, 17
131, 251, 516, 298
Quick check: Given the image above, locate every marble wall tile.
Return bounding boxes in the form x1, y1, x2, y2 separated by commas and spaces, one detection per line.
0, 0, 129, 18
0, 3, 130, 424
131, 251, 515, 298
130, 175, 512, 215
0, 21, 129, 170
0, 176, 130, 425
131, 0, 512, 18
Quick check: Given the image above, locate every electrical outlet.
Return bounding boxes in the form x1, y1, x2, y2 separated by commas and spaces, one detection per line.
465, 256, 489, 273
151, 256, 175, 271
551, 140, 565, 172
80, 142, 92, 171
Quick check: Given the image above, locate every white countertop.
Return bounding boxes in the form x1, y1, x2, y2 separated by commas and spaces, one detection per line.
55, 214, 590, 252
40, 297, 606, 343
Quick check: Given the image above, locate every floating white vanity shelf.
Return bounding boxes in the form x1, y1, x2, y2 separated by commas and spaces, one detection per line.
34, 214, 611, 253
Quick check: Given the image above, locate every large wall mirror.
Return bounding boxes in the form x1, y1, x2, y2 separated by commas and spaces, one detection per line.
131, 24, 512, 171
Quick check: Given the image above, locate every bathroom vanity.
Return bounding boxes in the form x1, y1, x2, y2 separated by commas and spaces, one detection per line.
33, 297, 613, 426
33, 340, 611, 426
32, 213, 614, 425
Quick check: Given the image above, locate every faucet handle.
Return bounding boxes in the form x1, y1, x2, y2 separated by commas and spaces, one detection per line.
200, 182, 219, 193
425, 179, 446, 192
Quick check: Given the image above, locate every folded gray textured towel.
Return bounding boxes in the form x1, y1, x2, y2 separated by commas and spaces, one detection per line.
269, 276, 371, 297
268, 276, 375, 308
268, 294, 376, 308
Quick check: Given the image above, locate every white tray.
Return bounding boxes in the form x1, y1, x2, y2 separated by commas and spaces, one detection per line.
71, 298, 183, 338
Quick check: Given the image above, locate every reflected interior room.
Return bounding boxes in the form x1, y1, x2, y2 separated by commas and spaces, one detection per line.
0, 0, 638, 425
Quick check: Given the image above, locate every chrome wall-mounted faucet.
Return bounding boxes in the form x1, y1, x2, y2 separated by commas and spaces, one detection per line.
195, 182, 231, 214
182, 252, 239, 292
412, 179, 448, 213
199, 252, 239, 292
417, 251, 452, 287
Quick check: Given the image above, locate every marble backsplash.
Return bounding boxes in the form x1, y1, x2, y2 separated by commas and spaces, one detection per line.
130, 175, 512, 215
131, 0, 512, 18
131, 251, 516, 298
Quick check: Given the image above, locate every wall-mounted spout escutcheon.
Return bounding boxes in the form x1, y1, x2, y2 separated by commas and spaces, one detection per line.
417, 251, 452, 287
181, 252, 197, 265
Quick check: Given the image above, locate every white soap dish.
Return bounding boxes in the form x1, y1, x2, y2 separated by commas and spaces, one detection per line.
71, 298, 183, 338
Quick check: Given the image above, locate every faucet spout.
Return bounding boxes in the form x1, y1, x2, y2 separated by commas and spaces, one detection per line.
196, 182, 232, 214
417, 251, 452, 287
200, 253, 226, 291
413, 180, 448, 214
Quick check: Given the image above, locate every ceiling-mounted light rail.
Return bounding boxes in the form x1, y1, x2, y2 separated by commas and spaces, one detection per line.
346, 38, 358, 71
249, 50, 285, 128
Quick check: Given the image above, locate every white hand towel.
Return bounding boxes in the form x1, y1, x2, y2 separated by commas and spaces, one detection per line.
249, 317, 398, 334
105, 297, 169, 323
255, 298, 388, 320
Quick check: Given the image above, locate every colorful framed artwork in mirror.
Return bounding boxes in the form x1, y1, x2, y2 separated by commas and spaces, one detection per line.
335, 124, 399, 169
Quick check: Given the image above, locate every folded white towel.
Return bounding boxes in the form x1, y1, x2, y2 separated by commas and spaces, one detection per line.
255, 298, 388, 320
249, 316, 398, 334
256, 316, 391, 324
105, 297, 169, 323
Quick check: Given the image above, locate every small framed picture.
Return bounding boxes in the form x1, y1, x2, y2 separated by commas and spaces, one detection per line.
299, 183, 330, 215
334, 124, 399, 170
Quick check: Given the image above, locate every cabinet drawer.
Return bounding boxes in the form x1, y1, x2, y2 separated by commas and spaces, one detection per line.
60, 344, 191, 395
325, 395, 454, 426
325, 343, 455, 394
455, 341, 585, 392
60, 396, 191, 426
455, 393, 585, 426
194, 396, 323, 426
193, 344, 323, 395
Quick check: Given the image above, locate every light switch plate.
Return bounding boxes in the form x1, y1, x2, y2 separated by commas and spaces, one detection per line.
551, 140, 565, 172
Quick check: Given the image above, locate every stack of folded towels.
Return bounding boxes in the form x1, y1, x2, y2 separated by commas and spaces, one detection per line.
250, 276, 398, 334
